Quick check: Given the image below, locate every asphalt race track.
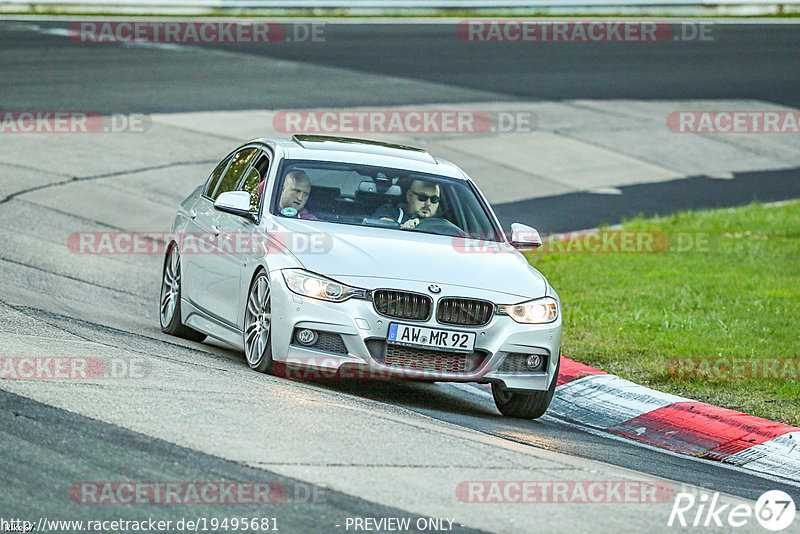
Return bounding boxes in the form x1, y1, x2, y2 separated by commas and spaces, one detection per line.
1, 18, 799, 533
4, 21, 800, 112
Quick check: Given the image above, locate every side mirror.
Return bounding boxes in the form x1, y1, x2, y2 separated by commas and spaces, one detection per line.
214, 191, 256, 221
510, 222, 542, 249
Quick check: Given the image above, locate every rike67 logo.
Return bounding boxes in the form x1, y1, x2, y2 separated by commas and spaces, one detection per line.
669, 490, 796, 531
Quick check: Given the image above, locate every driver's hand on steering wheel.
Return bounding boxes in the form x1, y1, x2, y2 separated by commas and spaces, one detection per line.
401, 218, 420, 229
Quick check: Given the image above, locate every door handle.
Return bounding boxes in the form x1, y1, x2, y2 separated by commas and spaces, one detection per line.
188, 209, 197, 219
211, 224, 220, 235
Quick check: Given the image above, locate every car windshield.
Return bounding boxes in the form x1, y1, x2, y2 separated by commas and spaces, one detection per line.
270, 159, 504, 241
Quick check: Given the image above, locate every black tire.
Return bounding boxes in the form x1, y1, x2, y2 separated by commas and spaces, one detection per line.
159, 245, 207, 342
492, 355, 560, 419
243, 270, 274, 374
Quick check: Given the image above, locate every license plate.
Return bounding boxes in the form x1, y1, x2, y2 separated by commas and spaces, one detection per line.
387, 323, 476, 353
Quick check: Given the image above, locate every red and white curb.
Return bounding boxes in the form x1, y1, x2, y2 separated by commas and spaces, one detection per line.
550, 357, 800, 480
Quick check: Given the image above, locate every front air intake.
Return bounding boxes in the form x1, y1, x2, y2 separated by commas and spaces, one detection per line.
436, 297, 494, 326
372, 290, 432, 321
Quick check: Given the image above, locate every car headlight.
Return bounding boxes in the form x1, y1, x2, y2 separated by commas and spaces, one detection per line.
281, 269, 365, 303
498, 297, 559, 324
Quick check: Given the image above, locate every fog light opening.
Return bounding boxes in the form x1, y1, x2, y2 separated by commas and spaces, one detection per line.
296, 328, 318, 346
525, 354, 542, 371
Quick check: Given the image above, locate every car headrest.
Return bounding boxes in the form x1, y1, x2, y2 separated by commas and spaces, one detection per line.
358, 180, 401, 196
306, 186, 340, 211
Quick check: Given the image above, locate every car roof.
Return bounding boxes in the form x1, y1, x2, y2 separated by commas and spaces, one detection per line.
250, 135, 468, 179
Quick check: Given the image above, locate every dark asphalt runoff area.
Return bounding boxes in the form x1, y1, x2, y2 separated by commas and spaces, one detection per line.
495, 167, 800, 232
3, 22, 799, 112
1, 19, 799, 530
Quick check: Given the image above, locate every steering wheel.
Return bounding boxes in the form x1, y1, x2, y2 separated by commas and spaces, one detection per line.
414, 217, 465, 237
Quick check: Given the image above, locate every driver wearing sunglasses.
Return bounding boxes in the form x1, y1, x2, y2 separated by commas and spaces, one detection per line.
373, 179, 441, 229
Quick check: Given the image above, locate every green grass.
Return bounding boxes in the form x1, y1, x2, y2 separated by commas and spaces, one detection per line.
524, 201, 800, 426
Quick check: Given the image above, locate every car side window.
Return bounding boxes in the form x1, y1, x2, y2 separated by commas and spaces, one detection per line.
209, 147, 258, 202
203, 155, 233, 198
238, 153, 270, 212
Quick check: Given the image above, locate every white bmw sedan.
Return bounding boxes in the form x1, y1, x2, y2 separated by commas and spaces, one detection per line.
160, 135, 561, 419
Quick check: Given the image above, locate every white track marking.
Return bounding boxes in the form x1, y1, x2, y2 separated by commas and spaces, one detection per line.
445, 382, 800, 490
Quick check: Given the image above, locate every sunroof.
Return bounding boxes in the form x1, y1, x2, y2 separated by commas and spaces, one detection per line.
292, 134, 428, 154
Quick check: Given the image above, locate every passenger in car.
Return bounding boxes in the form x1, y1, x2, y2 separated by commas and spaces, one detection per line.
372, 179, 440, 229
277, 170, 318, 220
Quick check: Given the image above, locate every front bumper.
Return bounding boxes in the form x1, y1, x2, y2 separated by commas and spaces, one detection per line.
267, 271, 562, 392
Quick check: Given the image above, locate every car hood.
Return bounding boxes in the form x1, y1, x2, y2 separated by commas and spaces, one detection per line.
269, 218, 548, 300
